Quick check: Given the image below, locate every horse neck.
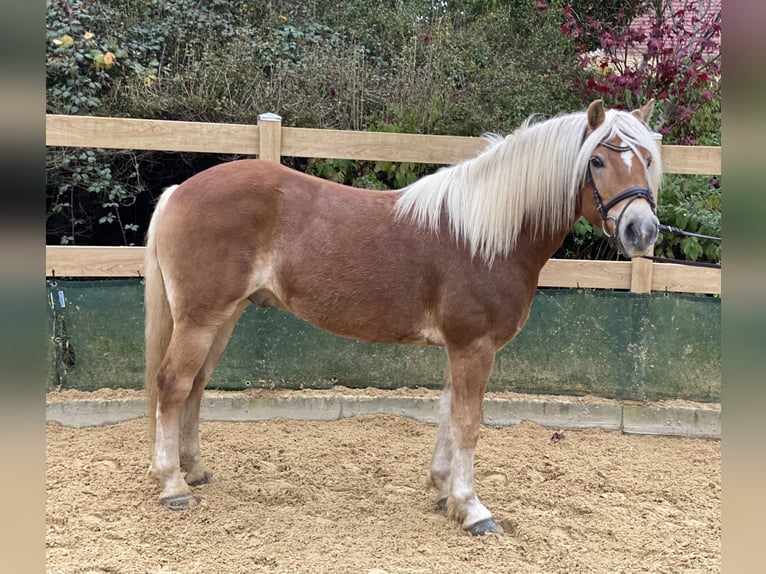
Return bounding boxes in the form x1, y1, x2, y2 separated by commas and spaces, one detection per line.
503, 209, 579, 275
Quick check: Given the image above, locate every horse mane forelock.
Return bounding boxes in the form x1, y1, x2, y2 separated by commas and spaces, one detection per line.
577, 109, 663, 198
394, 108, 662, 263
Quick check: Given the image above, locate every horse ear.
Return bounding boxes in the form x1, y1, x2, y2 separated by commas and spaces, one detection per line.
631, 99, 655, 125
587, 100, 606, 130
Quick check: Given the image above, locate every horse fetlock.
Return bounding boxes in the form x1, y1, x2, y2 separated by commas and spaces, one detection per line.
427, 475, 451, 515
445, 497, 461, 521
446, 494, 494, 531
157, 472, 194, 506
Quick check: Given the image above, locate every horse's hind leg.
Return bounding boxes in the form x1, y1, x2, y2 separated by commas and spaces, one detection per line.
179, 370, 215, 487
151, 321, 222, 510
180, 304, 247, 487
429, 363, 454, 511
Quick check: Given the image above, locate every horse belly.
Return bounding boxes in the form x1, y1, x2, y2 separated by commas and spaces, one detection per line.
272, 258, 437, 346
287, 290, 433, 345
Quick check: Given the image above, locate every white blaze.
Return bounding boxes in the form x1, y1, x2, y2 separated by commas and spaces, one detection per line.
618, 140, 635, 173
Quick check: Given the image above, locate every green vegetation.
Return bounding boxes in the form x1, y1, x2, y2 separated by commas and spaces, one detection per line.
46, 0, 720, 264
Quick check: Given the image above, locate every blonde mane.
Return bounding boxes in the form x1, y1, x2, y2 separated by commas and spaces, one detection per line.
394, 107, 662, 263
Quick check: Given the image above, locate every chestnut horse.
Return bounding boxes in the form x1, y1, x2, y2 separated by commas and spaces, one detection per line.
145, 100, 661, 535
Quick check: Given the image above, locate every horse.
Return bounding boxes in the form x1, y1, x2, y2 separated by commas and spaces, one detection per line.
144, 99, 662, 535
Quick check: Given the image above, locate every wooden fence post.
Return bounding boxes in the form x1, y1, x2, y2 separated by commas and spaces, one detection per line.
629, 257, 653, 293
257, 112, 283, 163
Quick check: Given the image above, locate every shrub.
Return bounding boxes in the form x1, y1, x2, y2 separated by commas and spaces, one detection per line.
46, 0, 146, 245
559, 0, 721, 145
656, 174, 721, 263
46, 0, 586, 245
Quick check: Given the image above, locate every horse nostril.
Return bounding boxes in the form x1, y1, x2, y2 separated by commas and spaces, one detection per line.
625, 222, 639, 246
623, 220, 658, 248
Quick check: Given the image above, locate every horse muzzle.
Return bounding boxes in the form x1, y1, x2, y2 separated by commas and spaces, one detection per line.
614, 208, 659, 258
591, 182, 659, 259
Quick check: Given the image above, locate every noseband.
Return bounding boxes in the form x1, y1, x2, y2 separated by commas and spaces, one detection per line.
586, 140, 656, 239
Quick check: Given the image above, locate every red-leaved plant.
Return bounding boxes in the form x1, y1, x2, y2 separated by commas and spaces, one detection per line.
553, 0, 720, 144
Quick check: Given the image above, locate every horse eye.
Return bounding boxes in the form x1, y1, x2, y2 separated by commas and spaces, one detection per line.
646, 156, 652, 168
590, 156, 604, 168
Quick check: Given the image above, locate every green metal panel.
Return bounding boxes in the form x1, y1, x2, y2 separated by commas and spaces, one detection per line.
46, 280, 720, 401
490, 289, 720, 401
47, 280, 146, 391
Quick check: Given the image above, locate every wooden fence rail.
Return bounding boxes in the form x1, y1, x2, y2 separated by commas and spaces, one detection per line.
45, 114, 721, 295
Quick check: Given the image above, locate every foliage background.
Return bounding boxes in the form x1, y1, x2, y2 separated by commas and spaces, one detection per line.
45, 0, 720, 263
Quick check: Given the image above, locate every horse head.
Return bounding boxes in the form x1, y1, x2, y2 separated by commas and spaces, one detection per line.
579, 99, 661, 258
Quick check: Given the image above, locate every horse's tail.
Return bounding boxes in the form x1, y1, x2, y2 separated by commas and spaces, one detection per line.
144, 185, 178, 448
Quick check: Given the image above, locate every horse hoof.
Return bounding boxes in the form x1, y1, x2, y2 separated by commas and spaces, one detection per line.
467, 518, 504, 536
436, 498, 447, 512
161, 493, 196, 512
187, 473, 216, 487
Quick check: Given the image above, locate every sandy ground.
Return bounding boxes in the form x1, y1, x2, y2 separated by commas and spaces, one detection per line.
46, 393, 720, 574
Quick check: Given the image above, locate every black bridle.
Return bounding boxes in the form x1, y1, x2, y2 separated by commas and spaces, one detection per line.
585, 139, 656, 240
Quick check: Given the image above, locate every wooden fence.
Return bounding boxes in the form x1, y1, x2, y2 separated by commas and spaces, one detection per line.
45, 113, 721, 295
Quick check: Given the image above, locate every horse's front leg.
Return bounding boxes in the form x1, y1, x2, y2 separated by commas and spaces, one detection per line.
442, 339, 503, 535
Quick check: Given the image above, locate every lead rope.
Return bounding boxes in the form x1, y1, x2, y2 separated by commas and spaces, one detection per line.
658, 224, 720, 242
